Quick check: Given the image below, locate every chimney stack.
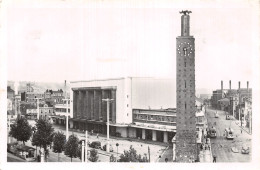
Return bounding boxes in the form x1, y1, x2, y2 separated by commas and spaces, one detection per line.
229, 80, 231, 90
221, 80, 223, 91
64, 80, 67, 98
238, 81, 241, 90
247, 81, 249, 90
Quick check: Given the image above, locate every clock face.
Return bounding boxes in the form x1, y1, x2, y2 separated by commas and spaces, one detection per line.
177, 42, 193, 57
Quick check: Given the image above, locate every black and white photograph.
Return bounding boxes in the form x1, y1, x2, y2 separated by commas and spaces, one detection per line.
0, 0, 259, 170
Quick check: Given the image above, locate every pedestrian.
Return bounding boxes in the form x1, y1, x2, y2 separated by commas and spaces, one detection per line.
91, 130, 93, 135
165, 158, 168, 163
200, 143, 203, 150
241, 129, 243, 134
97, 133, 99, 139
213, 155, 217, 163
208, 145, 211, 150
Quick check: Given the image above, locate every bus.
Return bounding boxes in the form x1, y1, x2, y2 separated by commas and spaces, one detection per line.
225, 128, 234, 140
207, 127, 217, 138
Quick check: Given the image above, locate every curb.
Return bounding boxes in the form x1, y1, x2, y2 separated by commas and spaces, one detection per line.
234, 121, 251, 135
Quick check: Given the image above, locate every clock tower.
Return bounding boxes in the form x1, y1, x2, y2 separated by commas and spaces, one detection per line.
175, 10, 197, 162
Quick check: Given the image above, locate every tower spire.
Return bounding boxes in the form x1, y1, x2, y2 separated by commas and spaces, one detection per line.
180, 10, 192, 36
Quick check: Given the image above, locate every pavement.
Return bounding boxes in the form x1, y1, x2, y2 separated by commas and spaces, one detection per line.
198, 110, 213, 163
7, 152, 26, 162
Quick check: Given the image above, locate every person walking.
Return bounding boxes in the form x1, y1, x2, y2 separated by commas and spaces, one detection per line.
200, 143, 203, 150
97, 133, 99, 139
213, 155, 217, 163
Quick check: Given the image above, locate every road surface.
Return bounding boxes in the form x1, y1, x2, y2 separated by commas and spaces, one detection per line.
206, 108, 251, 162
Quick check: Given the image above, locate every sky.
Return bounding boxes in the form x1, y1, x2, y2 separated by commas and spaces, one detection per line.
4, 0, 259, 91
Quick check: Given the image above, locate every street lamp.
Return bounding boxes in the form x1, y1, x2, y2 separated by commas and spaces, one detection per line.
62, 98, 70, 141
102, 98, 114, 153
8, 118, 10, 143
34, 97, 42, 120
116, 143, 119, 161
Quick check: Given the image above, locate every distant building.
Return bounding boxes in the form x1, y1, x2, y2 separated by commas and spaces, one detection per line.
52, 99, 71, 126
70, 77, 176, 142
26, 104, 54, 120
44, 89, 64, 104
7, 86, 15, 99
199, 94, 211, 100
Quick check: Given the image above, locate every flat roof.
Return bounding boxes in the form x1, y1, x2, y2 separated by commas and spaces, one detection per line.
70, 76, 173, 84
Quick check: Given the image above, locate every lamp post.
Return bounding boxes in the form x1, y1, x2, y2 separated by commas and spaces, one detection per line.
148, 146, 151, 162
116, 143, 119, 161
34, 97, 42, 120
102, 98, 114, 153
85, 131, 88, 163
8, 118, 10, 143
62, 98, 70, 141
81, 141, 85, 163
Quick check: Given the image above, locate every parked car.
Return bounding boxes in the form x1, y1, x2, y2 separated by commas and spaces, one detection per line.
226, 115, 231, 120
102, 144, 113, 152
215, 113, 219, 118
89, 141, 101, 149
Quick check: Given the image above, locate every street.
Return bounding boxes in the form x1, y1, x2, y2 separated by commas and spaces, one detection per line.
206, 108, 251, 162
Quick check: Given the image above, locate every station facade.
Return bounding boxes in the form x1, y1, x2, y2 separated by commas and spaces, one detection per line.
69, 77, 176, 143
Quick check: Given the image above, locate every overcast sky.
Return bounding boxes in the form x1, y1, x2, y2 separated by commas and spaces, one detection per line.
5, 0, 259, 91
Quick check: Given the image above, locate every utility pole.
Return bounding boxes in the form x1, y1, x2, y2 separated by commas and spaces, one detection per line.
81, 141, 85, 162
148, 146, 150, 162
35, 97, 42, 120
85, 131, 88, 162
62, 98, 70, 141
8, 118, 11, 143
102, 98, 114, 153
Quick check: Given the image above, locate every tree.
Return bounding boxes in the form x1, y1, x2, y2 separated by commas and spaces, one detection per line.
32, 119, 54, 160
52, 131, 66, 162
9, 117, 32, 145
88, 149, 99, 162
110, 154, 116, 162
64, 134, 79, 162
118, 145, 149, 162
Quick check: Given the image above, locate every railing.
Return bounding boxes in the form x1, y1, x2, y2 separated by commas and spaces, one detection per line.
133, 119, 176, 126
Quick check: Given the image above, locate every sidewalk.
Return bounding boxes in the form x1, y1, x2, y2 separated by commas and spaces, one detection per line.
234, 121, 251, 135
199, 147, 212, 163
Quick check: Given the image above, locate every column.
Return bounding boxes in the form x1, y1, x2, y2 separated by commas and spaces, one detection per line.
142, 129, 146, 140
94, 90, 99, 120
152, 130, 157, 141
101, 90, 107, 122
98, 91, 102, 120
90, 91, 94, 120
163, 131, 168, 143
86, 91, 91, 120
73, 91, 78, 118
77, 91, 82, 118
111, 90, 116, 123
82, 91, 86, 119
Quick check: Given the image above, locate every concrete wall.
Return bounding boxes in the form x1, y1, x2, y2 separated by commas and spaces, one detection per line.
131, 78, 175, 109
70, 78, 129, 124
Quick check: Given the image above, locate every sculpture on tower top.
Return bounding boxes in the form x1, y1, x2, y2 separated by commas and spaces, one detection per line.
179, 10, 192, 15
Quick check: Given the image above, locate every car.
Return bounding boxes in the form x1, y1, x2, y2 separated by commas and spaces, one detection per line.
226, 115, 231, 120
89, 141, 101, 149
102, 144, 113, 152
215, 113, 219, 118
